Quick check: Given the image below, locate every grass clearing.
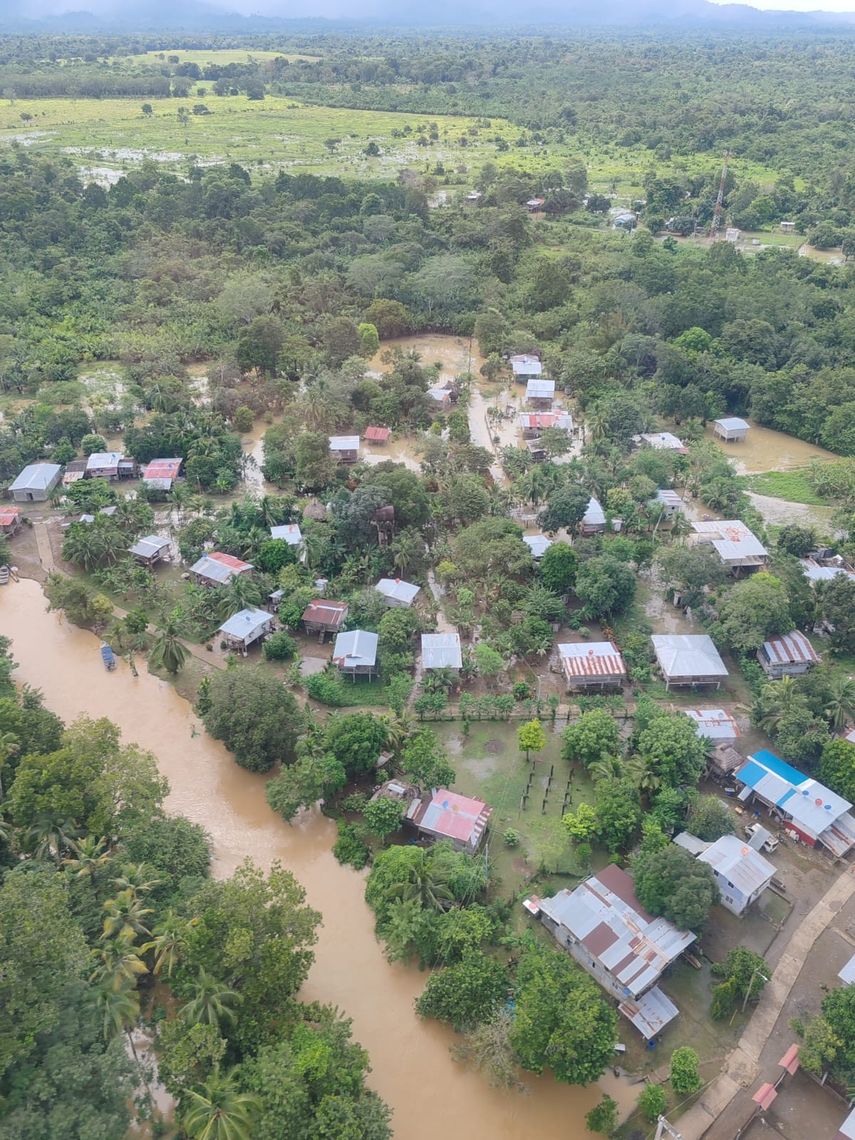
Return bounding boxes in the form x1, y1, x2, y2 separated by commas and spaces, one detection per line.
744, 468, 829, 505
119, 49, 322, 65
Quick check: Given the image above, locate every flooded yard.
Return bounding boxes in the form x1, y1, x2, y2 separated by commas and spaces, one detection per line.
706, 419, 838, 475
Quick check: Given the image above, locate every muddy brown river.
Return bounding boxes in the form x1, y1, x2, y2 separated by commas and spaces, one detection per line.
1, 578, 630, 1139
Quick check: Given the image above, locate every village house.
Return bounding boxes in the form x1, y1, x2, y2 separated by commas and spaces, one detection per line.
375, 577, 420, 607
509, 353, 543, 381
611, 209, 637, 230
269, 523, 303, 550
758, 630, 820, 679
523, 534, 552, 561
709, 742, 745, 782
525, 439, 547, 463
800, 559, 855, 585
525, 378, 555, 409
363, 425, 391, 445
517, 411, 573, 438
218, 607, 274, 654
533, 865, 695, 1039
780, 220, 796, 233
9, 462, 62, 503
639, 431, 688, 454
407, 788, 492, 854
189, 551, 253, 587
62, 458, 88, 486
654, 488, 685, 519
329, 435, 360, 464
580, 496, 606, 536
685, 707, 739, 742
725, 227, 741, 243
141, 458, 182, 492
0, 507, 20, 536
674, 832, 775, 917
128, 535, 171, 567
332, 629, 379, 680
426, 385, 453, 410
421, 631, 462, 672
464, 190, 482, 204
86, 452, 136, 481
690, 519, 768, 573
713, 417, 750, 443
558, 641, 627, 690
652, 633, 729, 690
734, 749, 855, 857
302, 599, 348, 641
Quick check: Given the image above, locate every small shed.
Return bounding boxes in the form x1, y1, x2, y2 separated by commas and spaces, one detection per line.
190, 551, 253, 587
375, 577, 421, 607
329, 435, 360, 464
654, 488, 684, 518
421, 631, 462, 672
408, 788, 492, 853
709, 742, 745, 780
652, 634, 728, 690
62, 458, 88, 486
639, 432, 687, 454
85, 452, 123, 480
363, 425, 391, 444
129, 535, 171, 567
580, 496, 606, 536
713, 417, 750, 443
302, 599, 348, 641
523, 534, 553, 561
780, 221, 796, 233
142, 458, 182, 491
525, 378, 555, 408
269, 523, 303, 548
686, 708, 739, 741
9, 462, 62, 503
0, 507, 20, 535
218, 607, 274, 654
758, 630, 819, 679
333, 629, 379, 679
427, 385, 452, 410
725, 227, 741, 243
558, 642, 626, 690
510, 354, 543, 381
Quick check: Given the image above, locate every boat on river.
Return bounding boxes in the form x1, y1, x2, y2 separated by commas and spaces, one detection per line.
100, 643, 117, 671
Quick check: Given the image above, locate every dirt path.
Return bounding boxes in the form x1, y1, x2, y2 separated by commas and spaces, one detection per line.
32, 519, 56, 572
679, 863, 855, 1139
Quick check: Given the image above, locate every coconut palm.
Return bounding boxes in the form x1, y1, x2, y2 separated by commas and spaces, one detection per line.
755, 676, 802, 736
102, 888, 154, 942
625, 755, 661, 797
111, 863, 163, 897
390, 529, 424, 577
383, 713, 414, 763
381, 898, 425, 962
589, 756, 624, 783
90, 936, 148, 992
141, 910, 189, 978
179, 1071, 261, 1140
0, 731, 20, 800
180, 968, 242, 1029
256, 495, 290, 529
399, 848, 454, 913
149, 611, 188, 675
25, 814, 78, 863
63, 835, 111, 886
826, 676, 855, 733
223, 573, 263, 615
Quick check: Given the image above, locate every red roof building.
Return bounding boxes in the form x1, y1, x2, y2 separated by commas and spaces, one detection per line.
302, 600, 349, 640
408, 788, 492, 854
0, 507, 21, 533
142, 458, 182, 489
364, 426, 391, 443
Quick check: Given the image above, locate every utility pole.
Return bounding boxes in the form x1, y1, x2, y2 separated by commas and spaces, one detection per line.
741, 966, 770, 1013
708, 152, 730, 239
655, 1115, 684, 1140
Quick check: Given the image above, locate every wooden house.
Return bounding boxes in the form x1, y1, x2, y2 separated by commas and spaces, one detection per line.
652, 634, 728, 690
302, 600, 348, 641
329, 435, 360, 464
332, 629, 379, 679
128, 535, 171, 567
713, 417, 750, 443
0, 507, 20, 536
218, 608, 274, 654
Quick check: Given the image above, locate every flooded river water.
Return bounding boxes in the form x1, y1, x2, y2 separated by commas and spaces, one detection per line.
706, 419, 837, 475
1, 577, 629, 1139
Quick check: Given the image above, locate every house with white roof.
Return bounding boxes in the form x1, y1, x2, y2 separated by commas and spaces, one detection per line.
329, 435, 360, 463
690, 519, 768, 572
525, 378, 555, 408
713, 417, 750, 442
333, 629, 379, 679
757, 630, 819, 679
674, 832, 774, 916
654, 489, 685, 518
685, 708, 739, 741
270, 523, 303, 547
510, 353, 543, 380
639, 432, 687, 454
534, 864, 695, 1039
734, 749, 855, 857
9, 462, 62, 502
375, 577, 421, 607
523, 534, 553, 561
558, 642, 626, 690
580, 496, 606, 535
421, 631, 462, 672
218, 607, 274, 654
86, 452, 127, 480
800, 559, 855, 585
652, 634, 729, 690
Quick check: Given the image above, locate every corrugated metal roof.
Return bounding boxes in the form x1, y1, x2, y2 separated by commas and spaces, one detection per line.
270, 524, 302, 545
738, 751, 853, 842
86, 451, 123, 470
421, 631, 462, 670
674, 832, 711, 856
414, 788, 492, 846
302, 600, 348, 628
715, 417, 750, 431
640, 432, 687, 452
510, 354, 543, 376
652, 634, 728, 680
518, 412, 572, 431
190, 552, 253, 583
762, 630, 820, 667
0, 508, 19, 525
218, 607, 271, 640
129, 535, 170, 560
526, 378, 555, 398
333, 629, 378, 668
618, 985, 680, 1040
364, 425, 391, 442
9, 462, 61, 492
540, 866, 695, 998
685, 708, 739, 740
692, 519, 767, 564
558, 642, 626, 678
839, 953, 855, 986
656, 488, 684, 508
800, 559, 855, 584
329, 435, 359, 451
698, 835, 775, 897
375, 578, 420, 605
837, 1106, 855, 1140
523, 534, 553, 559
142, 458, 181, 482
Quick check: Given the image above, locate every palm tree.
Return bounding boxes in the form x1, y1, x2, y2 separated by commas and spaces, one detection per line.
97, 981, 141, 1061
399, 849, 454, 913
149, 610, 188, 675
223, 574, 263, 615
111, 862, 163, 897
383, 713, 414, 763
826, 676, 855, 733
141, 910, 189, 978
381, 898, 424, 962
390, 530, 424, 577
64, 835, 111, 886
755, 676, 802, 736
589, 756, 624, 783
26, 814, 78, 863
180, 968, 242, 1029
102, 888, 154, 942
0, 731, 20, 800
90, 936, 148, 992
256, 495, 290, 529
625, 755, 661, 797
179, 1071, 261, 1140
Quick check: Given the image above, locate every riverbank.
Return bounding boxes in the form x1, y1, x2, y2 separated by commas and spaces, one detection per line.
0, 576, 633, 1139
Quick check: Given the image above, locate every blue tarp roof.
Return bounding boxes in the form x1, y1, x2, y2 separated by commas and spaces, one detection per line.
751, 749, 806, 786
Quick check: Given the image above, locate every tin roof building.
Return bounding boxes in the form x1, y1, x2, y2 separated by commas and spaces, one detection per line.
523, 534, 553, 560
363, 425, 391, 443
270, 523, 303, 546
141, 458, 182, 490
691, 519, 768, 571
652, 634, 729, 689
218, 607, 274, 653
685, 708, 739, 741
128, 535, 171, 566
421, 631, 462, 671
510, 353, 543, 379
375, 577, 420, 607
800, 559, 855, 585
558, 642, 626, 690
518, 411, 573, 433
9, 462, 62, 502
674, 832, 775, 916
714, 417, 750, 442
333, 629, 379, 676
302, 600, 348, 639
525, 378, 555, 405
758, 630, 820, 679
190, 551, 253, 586
537, 864, 695, 1039
639, 432, 688, 453
408, 788, 492, 854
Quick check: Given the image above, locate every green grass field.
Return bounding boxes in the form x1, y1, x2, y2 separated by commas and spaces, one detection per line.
120, 48, 322, 65
745, 468, 830, 505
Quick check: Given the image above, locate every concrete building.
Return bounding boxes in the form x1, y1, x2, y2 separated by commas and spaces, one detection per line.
302, 600, 348, 641
141, 458, 182, 491
333, 629, 379, 679
407, 788, 492, 854
558, 641, 626, 690
218, 607, 274, 654
639, 431, 688, 454
523, 534, 553, 561
9, 462, 62, 502
758, 630, 820, 679
580, 496, 606, 536
685, 708, 739, 741
128, 535, 171, 566
735, 749, 855, 857
674, 832, 774, 916
510, 354, 543, 380
375, 577, 420, 607
525, 378, 555, 408
421, 631, 462, 672
690, 519, 768, 572
713, 417, 750, 442
535, 865, 695, 1039
652, 633, 729, 690
329, 435, 360, 464
190, 551, 253, 587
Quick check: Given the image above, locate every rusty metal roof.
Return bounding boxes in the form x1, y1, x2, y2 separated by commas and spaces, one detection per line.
558, 642, 626, 678
761, 630, 819, 667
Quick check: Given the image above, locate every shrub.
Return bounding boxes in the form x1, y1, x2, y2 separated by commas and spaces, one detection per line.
670, 1046, 701, 1095
306, 669, 349, 707
262, 631, 297, 661
638, 1083, 668, 1123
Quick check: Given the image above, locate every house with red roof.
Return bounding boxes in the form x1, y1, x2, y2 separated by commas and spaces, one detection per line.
407, 789, 492, 854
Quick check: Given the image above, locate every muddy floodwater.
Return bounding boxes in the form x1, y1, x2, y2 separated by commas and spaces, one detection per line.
706, 419, 837, 475
1, 577, 634, 1140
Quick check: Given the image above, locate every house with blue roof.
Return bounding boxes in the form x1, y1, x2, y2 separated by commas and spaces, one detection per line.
735, 750, 855, 858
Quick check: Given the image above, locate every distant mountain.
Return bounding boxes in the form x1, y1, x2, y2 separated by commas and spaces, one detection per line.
2, 0, 854, 32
